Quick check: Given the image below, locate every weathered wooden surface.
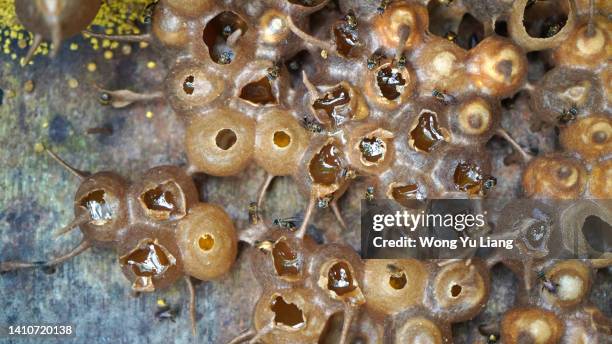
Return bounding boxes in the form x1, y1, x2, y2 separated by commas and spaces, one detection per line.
0, 32, 610, 344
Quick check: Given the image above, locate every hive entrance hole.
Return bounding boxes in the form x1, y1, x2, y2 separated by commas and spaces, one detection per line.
198, 234, 215, 251
376, 67, 406, 100
80, 189, 113, 224
359, 137, 385, 163
450, 284, 462, 297
239, 77, 276, 105
467, 113, 483, 130
203, 11, 248, 64
582, 215, 611, 254
270, 295, 305, 328
327, 261, 356, 296
216, 129, 237, 150
389, 272, 407, 290
523, 0, 569, 38
456, 13, 484, 49
556, 165, 572, 180
592, 130, 608, 144
273, 131, 291, 148
272, 240, 300, 276
183, 75, 195, 95
309, 143, 343, 185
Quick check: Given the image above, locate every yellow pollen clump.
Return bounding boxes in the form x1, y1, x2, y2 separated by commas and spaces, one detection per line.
68, 78, 79, 89
121, 44, 132, 55
33, 142, 44, 153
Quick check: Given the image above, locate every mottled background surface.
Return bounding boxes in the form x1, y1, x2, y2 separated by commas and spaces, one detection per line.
0, 1, 609, 344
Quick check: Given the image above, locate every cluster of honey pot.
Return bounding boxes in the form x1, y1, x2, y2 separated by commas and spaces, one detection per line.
2, 0, 611, 343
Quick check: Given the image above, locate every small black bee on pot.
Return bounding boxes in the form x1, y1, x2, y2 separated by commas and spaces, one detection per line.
537, 271, 559, 295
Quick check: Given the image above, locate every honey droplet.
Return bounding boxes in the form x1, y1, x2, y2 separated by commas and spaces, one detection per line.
312, 86, 351, 126
272, 240, 300, 277
327, 261, 357, 296
309, 143, 343, 185
376, 67, 406, 100
410, 112, 446, 152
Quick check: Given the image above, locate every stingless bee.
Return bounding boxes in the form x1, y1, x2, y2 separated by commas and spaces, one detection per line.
537, 271, 559, 294
218, 51, 234, 65
558, 105, 578, 124
340, 167, 357, 180
367, 52, 384, 70
273, 217, 302, 229
155, 299, 179, 322
317, 195, 333, 208
445, 31, 457, 42
397, 55, 407, 68
365, 186, 375, 201
376, 0, 392, 15
432, 89, 456, 104
345, 10, 358, 29
266, 65, 280, 80
302, 115, 323, 133
248, 202, 260, 224
142, 0, 159, 24
99, 91, 112, 105
478, 323, 500, 344
255, 240, 274, 252
481, 176, 497, 195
